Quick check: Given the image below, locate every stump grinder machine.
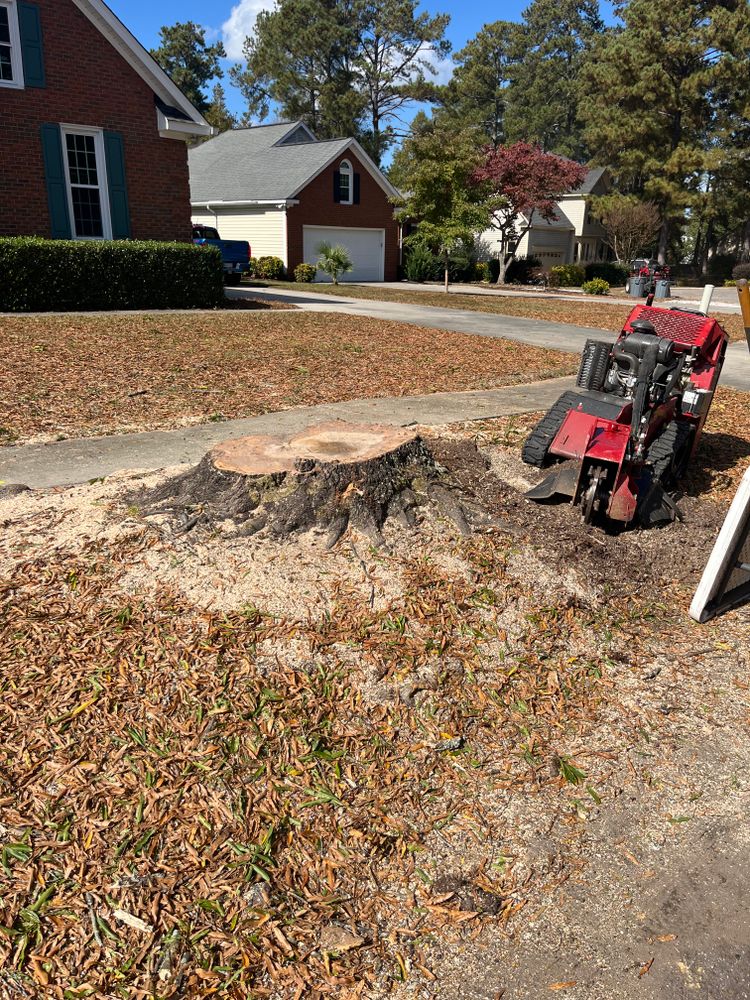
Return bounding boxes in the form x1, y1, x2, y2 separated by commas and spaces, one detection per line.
522, 298, 730, 527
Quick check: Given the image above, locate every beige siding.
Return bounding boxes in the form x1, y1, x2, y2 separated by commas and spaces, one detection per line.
191, 206, 287, 264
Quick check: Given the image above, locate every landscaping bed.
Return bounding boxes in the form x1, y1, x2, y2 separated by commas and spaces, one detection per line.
251, 280, 749, 343
1, 400, 749, 999
0, 312, 575, 446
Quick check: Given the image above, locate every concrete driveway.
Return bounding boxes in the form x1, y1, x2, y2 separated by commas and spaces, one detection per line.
227, 286, 750, 392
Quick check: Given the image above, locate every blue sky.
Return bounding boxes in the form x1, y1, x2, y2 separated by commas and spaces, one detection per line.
109, 0, 616, 118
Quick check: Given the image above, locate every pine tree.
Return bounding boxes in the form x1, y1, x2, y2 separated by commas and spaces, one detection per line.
504, 0, 603, 158
150, 22, 225, 114
580, 0, 750, 262
434, 21, 517, 147
230, 0, 363, 141
229, 0, 450, 164
205, 85, 238, 135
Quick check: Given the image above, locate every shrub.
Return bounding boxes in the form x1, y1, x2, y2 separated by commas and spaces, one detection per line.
403, 242, 440, 282
582, 277, 610, 295
246, 257, 258, 277
585, 261, 629, 286
724, 279, 737, 287
549, 263, 585, 287
732, 262, 750, 281
0, 237, 224, 312
315, 242, 353, 284
294, 263, 316, 283
474, 261, 490, 282
707, 253, 737, 282
446, 239, 478, 282
488, 257, 501, 283
505, 255, 543, 284
255, 255, 285, 279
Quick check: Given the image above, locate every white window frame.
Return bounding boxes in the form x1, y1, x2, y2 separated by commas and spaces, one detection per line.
60, 125, 112, 241
339, 159, 353, 206
0, 0, 24, 90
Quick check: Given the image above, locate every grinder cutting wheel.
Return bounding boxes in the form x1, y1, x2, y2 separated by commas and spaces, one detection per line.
521, 294, 730, 527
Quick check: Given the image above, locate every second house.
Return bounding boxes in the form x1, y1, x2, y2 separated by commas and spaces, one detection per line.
189, 121, 400, 282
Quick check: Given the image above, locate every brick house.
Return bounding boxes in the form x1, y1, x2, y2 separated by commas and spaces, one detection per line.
189, 122, 401, 282
0, 0, 211, 242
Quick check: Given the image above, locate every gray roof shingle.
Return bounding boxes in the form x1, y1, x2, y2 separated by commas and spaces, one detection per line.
189, 122, 353, 202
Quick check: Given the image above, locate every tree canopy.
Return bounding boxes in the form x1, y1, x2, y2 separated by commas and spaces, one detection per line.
580, 0, 750, 261
230, 0, 451, 163
473, 142, 588, 282
150, 21, 225, 114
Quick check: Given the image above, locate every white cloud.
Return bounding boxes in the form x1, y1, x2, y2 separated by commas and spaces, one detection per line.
416, 43, 455, 86
221, 0, 274, 61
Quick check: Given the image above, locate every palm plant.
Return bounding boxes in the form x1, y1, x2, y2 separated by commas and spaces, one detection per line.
315, 242, 353, 285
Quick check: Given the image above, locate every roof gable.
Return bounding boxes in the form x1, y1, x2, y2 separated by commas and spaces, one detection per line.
189, 122, 399, 204
70, 0, 210, 136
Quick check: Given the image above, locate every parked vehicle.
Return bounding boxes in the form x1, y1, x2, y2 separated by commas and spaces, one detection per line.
625, 258, 671, 295
192, 225, 251, 285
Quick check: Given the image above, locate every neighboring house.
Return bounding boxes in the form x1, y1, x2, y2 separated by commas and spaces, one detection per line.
189, 121, 401, 282
478, 166, 613, 269
0, 0, 211, 242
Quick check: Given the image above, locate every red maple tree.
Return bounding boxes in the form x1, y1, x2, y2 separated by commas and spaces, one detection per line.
473, 142, 588, 283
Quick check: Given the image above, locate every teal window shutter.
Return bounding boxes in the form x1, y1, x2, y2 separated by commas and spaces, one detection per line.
103, 131, 131, 239
17, 2, 45, 87
40, 124, 71, 239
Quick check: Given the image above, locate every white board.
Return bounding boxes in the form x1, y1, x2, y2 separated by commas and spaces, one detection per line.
690, 466, 750, 622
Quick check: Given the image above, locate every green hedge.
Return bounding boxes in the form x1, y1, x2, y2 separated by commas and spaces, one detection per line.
0, 237, 225, 312
584, 261, 629, 285
549, 263, 585, 287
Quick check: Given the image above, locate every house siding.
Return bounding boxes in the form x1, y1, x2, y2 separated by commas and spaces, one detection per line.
0, 0, 191, 241
286, 149, 399, 280
191, 206, 287, 264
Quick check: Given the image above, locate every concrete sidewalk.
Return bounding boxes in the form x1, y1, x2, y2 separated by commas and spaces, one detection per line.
0, 377, 575, 489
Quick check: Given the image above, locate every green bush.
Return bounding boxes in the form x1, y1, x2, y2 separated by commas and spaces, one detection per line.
585, 261, 628, 285
294, 263, 317, 283
404, 242, 440, 282
447, 239, 479, 282
474, 261, 490, 282
581, 277, 610, 295
505, 255, 543, 284
255, 255, 285, 279
0, 237, 224, 312
707, 253, 737, 281
732, 262, 750, 281
247, 256, 258, 277
549, 263, 586, 287
724, 279, 737, 287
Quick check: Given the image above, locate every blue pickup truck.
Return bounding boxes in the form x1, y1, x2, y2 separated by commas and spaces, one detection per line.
192, 224, 251, 285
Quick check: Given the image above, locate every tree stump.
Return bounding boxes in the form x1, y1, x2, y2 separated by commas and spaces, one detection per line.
136, 420, 492, 548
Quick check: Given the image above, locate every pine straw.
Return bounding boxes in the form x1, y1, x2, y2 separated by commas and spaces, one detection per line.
0, 313, 574, 446
0, 528, 609, 998
251, 281, 750, 343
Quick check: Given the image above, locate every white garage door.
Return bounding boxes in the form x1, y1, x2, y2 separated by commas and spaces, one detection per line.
303, 226, 384, 282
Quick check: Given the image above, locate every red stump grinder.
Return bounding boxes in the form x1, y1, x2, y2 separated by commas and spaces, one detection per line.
522, 303, 729, 527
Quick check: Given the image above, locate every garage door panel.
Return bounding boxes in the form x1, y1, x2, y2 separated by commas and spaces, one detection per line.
303, 226, 384, 282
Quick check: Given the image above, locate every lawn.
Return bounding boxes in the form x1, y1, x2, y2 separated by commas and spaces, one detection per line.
250, 279, 749, 342
0, 311, 575, 446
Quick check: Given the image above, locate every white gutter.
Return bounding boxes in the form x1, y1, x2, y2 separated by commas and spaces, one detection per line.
191, 199, 300, 208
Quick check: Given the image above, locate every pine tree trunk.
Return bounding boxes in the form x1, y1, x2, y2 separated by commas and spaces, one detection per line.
657, 219, 669, 264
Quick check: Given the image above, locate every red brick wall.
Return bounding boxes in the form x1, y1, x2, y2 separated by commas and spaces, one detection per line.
286, 149, 399, 280
0, 0, 191, 241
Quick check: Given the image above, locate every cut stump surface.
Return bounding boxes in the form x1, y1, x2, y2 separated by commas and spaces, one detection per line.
135, 420, 498, 548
